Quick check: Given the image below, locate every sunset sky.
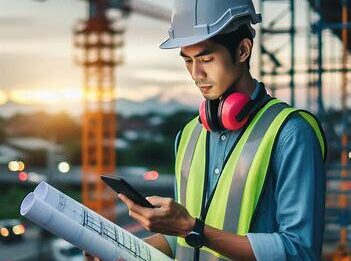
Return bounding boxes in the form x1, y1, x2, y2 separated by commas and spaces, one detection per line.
0, 0, 346, 116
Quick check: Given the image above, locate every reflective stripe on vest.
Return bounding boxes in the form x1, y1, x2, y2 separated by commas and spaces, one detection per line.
174, 99, 327, 260
179, 122, 203, 206
176, 244, 229, 261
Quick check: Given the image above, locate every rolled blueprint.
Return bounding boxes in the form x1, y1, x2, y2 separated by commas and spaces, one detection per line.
20, 181, 173, 261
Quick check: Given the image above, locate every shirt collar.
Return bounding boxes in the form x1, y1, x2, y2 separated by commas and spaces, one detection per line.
250, 79, 261, 100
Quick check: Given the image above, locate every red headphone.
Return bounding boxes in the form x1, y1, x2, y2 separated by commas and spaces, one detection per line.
199, 82, 266, 132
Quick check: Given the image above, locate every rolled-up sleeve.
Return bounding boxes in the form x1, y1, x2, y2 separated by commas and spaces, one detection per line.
247, 115, 326, 261
247, 232, 286, 261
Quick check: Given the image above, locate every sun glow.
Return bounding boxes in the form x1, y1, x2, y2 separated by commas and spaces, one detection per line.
5, 85, 168, 106
8, 88, 129, 105
9, 89, 82, 105
0, 91, 8, 105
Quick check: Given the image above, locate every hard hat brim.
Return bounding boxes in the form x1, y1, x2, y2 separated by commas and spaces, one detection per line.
159, 33, 218, 49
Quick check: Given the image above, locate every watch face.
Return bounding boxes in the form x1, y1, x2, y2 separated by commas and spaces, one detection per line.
185, 232, 204, 248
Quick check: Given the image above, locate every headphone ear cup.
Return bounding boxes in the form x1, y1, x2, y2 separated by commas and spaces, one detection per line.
220, 92, 251, 131
199, 100, 211, 131
207, 99, 221, 131
199, 99, 221, 131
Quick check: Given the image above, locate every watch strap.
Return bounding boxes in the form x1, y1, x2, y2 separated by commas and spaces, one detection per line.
193, 218, 205, 235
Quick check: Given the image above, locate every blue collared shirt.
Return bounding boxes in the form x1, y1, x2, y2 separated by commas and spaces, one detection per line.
165, 82, 326, 261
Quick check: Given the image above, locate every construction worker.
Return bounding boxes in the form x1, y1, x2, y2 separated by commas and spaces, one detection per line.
86, 0, 327, 260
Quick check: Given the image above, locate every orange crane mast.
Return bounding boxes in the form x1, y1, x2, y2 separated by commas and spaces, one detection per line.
74, 0, 170, 221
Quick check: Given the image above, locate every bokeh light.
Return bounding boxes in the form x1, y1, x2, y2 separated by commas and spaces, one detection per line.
18, 172, 28, 182
8, 161, 19, 172
58, 162, 70, 173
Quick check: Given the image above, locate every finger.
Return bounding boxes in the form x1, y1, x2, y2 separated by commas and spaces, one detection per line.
118, 194, 151, 215
146, 196, 169, 207
83, 251, 93, 257
146, 197, 175, 218
83, 251, 99, 261
118, 194, 166, 225
128, 210, 150, 227
118, 194, 138, 208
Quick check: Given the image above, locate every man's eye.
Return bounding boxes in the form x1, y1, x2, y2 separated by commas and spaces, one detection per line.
201, 58, 213, 63
184, 59, 192, 64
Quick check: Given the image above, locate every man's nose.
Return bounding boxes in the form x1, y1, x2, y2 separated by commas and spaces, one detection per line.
191, 62, 206, 81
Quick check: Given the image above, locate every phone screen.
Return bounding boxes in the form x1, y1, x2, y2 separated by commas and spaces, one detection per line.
101, 175, 155, 208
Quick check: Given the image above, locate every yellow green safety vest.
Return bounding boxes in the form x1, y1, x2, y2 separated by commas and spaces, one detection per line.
174, 99, 327, 261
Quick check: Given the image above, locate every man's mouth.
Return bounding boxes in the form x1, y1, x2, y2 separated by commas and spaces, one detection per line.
199, 85, 212, 92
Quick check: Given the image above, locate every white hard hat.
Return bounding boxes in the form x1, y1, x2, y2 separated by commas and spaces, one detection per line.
160, 0, 262, 49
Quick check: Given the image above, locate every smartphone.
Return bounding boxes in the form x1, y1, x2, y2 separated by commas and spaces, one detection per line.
101, 175, 155, 208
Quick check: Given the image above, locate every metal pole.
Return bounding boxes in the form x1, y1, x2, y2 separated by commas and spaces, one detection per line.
316, 0, 325, 116
289, 0, 295, 107
306, 4, 312, 110
339, 0, 349, 253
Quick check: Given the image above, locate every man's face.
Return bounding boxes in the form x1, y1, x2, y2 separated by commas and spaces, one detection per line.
180, 40, 240, 100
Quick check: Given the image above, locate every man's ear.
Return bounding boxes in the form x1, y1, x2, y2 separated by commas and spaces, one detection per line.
237, 38, 253, 64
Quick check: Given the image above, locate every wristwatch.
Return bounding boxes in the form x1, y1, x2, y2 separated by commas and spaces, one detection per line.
185, 218, 206, 248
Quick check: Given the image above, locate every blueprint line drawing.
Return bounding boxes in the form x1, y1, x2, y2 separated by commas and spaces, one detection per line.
20, 181, 173, 261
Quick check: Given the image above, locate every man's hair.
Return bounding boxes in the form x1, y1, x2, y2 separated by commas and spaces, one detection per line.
210, 24, 254, 70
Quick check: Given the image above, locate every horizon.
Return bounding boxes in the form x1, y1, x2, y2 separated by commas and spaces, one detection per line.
0, 0, 347, 116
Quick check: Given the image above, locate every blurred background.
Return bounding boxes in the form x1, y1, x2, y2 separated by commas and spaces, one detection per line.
0, 0, 350, 260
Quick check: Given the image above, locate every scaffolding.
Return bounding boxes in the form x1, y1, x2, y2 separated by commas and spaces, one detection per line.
259, 0, 351, 259
258, 0, 296, 106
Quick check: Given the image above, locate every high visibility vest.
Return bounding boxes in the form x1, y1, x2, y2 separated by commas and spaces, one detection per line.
174, 99, 327, 261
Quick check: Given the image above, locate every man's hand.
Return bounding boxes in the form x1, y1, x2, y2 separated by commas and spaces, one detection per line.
118, 194, 195, 237
83, 251, 100, 261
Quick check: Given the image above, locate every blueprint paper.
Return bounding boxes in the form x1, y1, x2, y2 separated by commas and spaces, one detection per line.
20, 181, 173, 261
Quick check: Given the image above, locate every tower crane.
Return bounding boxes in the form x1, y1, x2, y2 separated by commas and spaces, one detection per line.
73, 0, 170, 221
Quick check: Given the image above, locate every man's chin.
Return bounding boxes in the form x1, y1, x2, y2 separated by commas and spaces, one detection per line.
202, 93, 219, 100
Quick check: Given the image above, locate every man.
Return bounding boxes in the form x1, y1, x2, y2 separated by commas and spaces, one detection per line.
87, 0, 327, 260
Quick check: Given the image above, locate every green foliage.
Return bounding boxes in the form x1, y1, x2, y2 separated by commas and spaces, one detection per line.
0, 185, 81, 219
0, 185, 33, 220
117, 139, 175, 173
159, 110, 197, 137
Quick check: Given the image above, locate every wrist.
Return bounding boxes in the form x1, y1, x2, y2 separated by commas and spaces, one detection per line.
184, 218, 206, 248
182, 216, 196, 237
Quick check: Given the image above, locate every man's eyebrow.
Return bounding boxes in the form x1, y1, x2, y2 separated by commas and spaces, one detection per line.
179, 49, 215, 58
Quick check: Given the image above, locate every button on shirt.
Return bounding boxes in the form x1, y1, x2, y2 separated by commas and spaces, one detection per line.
166, 82, 326, 261
206, 81, 263, 204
